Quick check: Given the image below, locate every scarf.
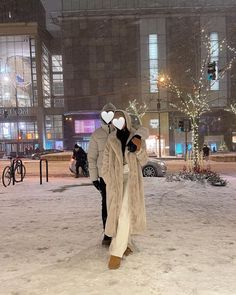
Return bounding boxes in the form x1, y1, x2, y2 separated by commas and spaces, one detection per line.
116, 127, 130, 156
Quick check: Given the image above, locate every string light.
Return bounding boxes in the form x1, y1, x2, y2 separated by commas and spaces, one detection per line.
226, 103, 236, 115
126, 99, 148, 120
156, 31, 236, 168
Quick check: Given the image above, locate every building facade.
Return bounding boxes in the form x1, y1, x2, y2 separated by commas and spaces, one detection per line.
0, 0, 64, 156
1, 0, 236, 156
59, 0, 236, 155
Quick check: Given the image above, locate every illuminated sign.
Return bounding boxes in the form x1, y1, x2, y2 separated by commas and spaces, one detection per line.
150, 119, 159, 128
75, 120, 100, 134
0, 108, 31, 117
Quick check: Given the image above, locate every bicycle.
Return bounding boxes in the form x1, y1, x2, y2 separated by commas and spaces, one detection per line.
2, 157, 26, 187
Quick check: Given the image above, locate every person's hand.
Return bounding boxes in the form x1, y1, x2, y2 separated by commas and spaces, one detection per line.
127, 135, 141, 153
132, 137, 141, 152
93, 180, 100, 191
127, 140, 137, 152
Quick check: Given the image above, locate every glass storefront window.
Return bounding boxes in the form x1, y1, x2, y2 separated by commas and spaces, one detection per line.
0, 121, 38, 140
45, 140, 63, 150
45, 115, 63, 139
0, 35, 33, 108
29, 37, 37, 106
52, 55, 64, 104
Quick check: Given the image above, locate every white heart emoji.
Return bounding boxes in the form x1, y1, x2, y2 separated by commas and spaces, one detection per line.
112, 117, 125, 130
101, 111, 114, 124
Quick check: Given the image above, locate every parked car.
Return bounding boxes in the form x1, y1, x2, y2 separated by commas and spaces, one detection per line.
142, 158, 167, 177
69, 157, 166, 177
31, 149, 62, 160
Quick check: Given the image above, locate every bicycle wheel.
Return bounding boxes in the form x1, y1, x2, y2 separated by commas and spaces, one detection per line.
14, 164, 26, 182
2, 166, 12, 187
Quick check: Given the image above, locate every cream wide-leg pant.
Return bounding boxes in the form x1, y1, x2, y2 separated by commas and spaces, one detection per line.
109, 164, 131, 258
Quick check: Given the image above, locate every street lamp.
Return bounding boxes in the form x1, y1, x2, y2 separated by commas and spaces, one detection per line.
157, 91, 161, 158
15, 85, 20, 156
157, 76, 165, 158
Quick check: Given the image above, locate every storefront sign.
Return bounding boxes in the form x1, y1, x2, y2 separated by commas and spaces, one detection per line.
0, 108, 32, 117
150, 119, 159, 128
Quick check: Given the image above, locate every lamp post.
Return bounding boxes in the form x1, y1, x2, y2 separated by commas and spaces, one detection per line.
157, 76, 165, 158
15, 85, 20, 156
157, 91, 161, 158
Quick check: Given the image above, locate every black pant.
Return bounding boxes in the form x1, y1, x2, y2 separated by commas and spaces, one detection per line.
76, 162, 87, 176
99, 177, 107, 230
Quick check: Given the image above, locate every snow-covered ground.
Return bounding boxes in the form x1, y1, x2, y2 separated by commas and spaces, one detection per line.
0, 176, 236, 295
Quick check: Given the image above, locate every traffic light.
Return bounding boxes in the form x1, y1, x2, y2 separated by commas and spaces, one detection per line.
178, 120, 184, 131
207, 61, 216, 80
183, 119, 191, 132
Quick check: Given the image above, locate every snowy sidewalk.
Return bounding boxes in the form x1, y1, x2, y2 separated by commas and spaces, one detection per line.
0, 176, 236, 295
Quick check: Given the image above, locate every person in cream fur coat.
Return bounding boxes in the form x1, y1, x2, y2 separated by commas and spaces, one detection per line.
101, 110, 148, 270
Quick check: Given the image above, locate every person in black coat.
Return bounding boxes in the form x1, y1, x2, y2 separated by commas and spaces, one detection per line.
202, 144, 210, 161
72, 144, 87, 177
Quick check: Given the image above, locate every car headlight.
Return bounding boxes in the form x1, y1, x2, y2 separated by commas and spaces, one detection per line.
160, 161, 165, 166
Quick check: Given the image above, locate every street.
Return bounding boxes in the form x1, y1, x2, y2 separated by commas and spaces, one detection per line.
1, 158, 236, 178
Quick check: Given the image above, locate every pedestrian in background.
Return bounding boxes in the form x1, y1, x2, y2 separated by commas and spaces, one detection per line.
202, 143, 210, 161
72, 144, 87, 178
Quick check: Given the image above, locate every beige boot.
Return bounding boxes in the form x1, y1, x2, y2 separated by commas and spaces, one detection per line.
108, 255, 121, 269
123, 247, 133, 257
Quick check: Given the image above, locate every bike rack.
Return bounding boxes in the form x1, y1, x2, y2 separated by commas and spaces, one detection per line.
39, 159, 49, 185
12, 159, 23, 186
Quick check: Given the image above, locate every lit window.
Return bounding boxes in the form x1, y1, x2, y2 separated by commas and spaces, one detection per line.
0, 121, 38, 140
52, 55, 64, 97
74, 120, 101, 134
42, 44, 51, 107
210, 32, 219, 91
0, 35, 33, 107
45, 115, 63, 139
149, 34, 158, 93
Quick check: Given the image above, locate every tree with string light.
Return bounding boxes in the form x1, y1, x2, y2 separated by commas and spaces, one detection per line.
126, 99, 148, 122
226, 103, 236, 115
157, 29, 236, 169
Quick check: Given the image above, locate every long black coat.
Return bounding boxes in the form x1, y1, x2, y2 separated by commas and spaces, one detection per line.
73, 147, 87, 165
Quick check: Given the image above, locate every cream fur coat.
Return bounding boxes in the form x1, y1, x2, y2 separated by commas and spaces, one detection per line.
101, 110, 148, 237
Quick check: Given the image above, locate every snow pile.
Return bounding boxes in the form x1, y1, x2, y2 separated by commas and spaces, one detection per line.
0, 176, 236, 295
